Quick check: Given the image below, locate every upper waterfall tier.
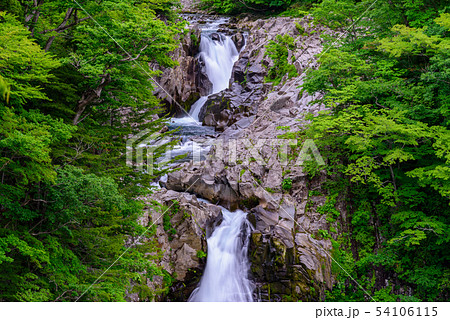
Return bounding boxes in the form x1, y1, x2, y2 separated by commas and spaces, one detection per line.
188, 24, 239, 122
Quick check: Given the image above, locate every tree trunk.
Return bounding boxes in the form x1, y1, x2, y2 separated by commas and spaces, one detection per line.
44, 8, 74, 52
73, 74, 111, 125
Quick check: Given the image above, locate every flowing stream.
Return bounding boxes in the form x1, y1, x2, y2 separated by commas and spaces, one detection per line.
167, 17, 254, 302
188, 206, 254, 302
189, 32, 239, 121
166, 19, 239, 163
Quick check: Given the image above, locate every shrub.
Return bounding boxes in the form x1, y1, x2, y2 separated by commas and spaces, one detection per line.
264, 34, 298, 85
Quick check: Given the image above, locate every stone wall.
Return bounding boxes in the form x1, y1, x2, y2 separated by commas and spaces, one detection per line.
140, 15, 339, 302
153, 25, 211, 116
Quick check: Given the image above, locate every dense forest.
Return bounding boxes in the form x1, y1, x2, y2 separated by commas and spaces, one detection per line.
0, 0, 181, 301
0, 0, 449, 302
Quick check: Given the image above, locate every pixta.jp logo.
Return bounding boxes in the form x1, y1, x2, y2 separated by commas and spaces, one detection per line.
126, 133, 325, 174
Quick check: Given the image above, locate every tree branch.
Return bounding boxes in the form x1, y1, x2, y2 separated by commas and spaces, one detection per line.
43, 8, 90, 52
40, 17, 90, 35
44, 8, 74, 51
73, 73, 112, 125
120, 44, 149, 62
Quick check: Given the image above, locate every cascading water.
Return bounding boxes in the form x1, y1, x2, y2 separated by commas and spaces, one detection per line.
165, 19, 240, 163
157, 17, 253, 301
188, 207, 254, 302
189, 96, 208, 122
200, 34, 239, 93
188, 29, 239, 121
185, 20, 253, 302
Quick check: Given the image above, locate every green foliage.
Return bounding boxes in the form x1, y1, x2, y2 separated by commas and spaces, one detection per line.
295, 22, 307, 36
190, 32, 199, 47
317, 194, 340, 223
1, 0, 449, 303
0, 12, 60, 105
0, 0, 23, 17
0, 106, 75, 220
162, 200, 179, 240
196, 250, 207, 259
317, 229, 331, 239
310, 0, 362, 30
200, 0, 294, 14
301, 7, 450, 301
0, 0, 182, 301
308, 190, 322, 197
0, 76, 10, 103
279, 1, 316, 17
264, 34, 299, 85
0, 163, 164, 301
265, 187, 277, 193
282, 177, 293, 191
163, 212, 177, 237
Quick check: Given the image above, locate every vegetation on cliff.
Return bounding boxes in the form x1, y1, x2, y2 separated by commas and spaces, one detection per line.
218, 0, 449, 302
0, 0, 181, 301
0, 0, 449, 303
296, 1, 449, 301
199, 0, 315, 14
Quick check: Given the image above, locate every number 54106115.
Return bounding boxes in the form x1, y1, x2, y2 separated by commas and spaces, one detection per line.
376, 307, 437, 317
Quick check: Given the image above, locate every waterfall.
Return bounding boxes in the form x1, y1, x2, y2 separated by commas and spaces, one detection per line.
164, 18, 253, 302
165, 30, 239, 162
188, 207, 254, 302
189, 96, 208, 122
200, 35, 239, 93
189, 33, 239, 121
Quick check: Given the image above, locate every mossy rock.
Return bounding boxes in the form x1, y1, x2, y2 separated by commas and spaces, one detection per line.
251, 231, 262, 244
240, 196, 259, 209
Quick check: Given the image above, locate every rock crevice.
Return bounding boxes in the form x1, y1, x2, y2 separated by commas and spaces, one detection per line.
143, 15, 337, 302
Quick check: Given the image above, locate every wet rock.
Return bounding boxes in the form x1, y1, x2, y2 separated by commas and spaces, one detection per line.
221, 116, 255, 139
165, 162, 241, 209
129, 190, 223, 301
211, 32, 221, 41
231, 32, 246, 52
149, 15, 335, 302
196, 53, 213, 96
270, 95, 292, 112
153, 26, 204, 115
231, 54, 249, 84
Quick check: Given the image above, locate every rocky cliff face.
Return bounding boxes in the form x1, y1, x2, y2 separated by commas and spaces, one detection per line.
138, 15, 341, 302
201, 16, 325, 132
126, 190, 224, 301
153, 25, 212, 116
179, 0, 204, 14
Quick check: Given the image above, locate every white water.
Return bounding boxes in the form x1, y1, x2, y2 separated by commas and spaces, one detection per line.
184, 21, 254, 302
151, 19, 241, 175
188, 207, 254, 302
161, 22, 240, 167
156, 20, 253, 302
188, 32, 239, 121
200, 35, 239, 94
189, 96, 208, 122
